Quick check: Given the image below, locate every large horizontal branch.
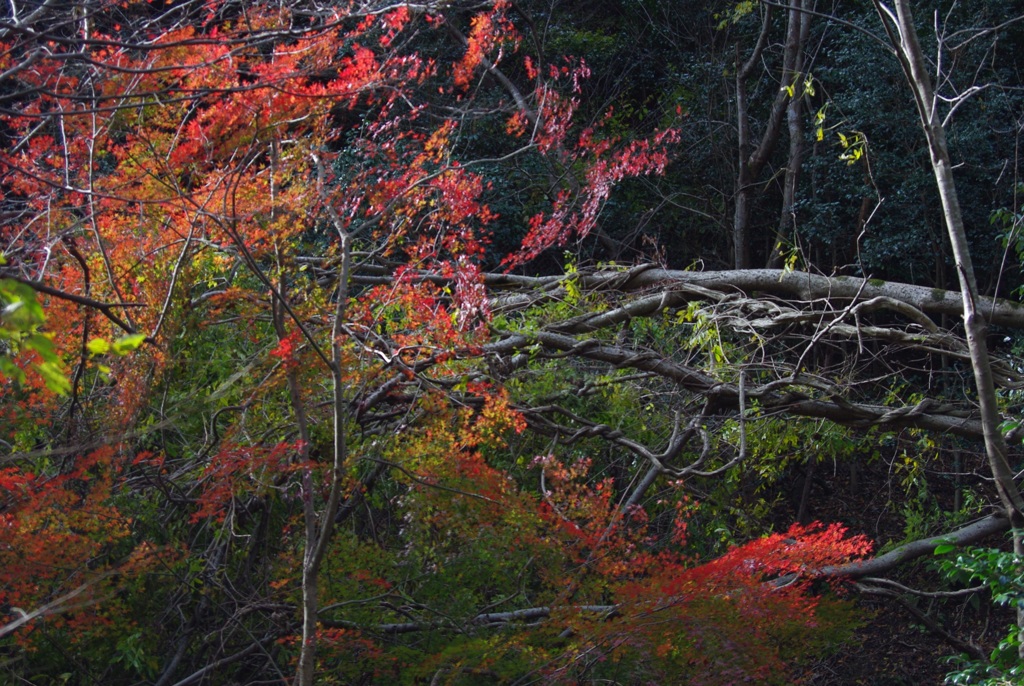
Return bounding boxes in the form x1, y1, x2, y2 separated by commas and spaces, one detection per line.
487, 331, 986, 438
336, 262, 1024, 330
345, 265, 1024, 361
603, 268, 1024, 328
481, 267, 1024, 329
820, 514, 1011, 579
533, 283, 1024, 385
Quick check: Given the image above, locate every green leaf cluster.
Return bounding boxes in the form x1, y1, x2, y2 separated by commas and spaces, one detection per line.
937, 545, 1024, 685
0, 278, 70, 394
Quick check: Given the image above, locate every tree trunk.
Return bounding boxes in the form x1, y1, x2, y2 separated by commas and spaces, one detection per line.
294, 162, 356, 686
874, 0, 1024, 658
733, 1, 810, 269
769, 0, 813, 268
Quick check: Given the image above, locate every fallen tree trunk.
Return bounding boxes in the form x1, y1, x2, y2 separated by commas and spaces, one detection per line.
482, 267, 1024, 329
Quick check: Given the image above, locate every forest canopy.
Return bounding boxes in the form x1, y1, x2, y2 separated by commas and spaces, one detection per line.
2, 1, 1024, 684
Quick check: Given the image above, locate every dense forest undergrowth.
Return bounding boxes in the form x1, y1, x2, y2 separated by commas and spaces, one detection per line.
2, 1, 1024, 684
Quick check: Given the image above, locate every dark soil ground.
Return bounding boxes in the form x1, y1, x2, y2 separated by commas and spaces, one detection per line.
803, 593, 1015, 685
804, 598, 963, 685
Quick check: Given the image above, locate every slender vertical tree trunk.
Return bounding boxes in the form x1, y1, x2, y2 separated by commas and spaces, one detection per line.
733, 1, 809, 269
294, 159, 356, 686
295, 557, 319, 686
273, 277, 319, 686
733, 163, 753, 269
767, 95, 803, 268
769, 0, 812, 268
875, 0, 1024, 657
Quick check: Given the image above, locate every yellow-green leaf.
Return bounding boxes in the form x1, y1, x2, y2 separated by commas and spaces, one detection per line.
112, 333, 147, 355
87, 338, 111, 355
36, 360, 71, 395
